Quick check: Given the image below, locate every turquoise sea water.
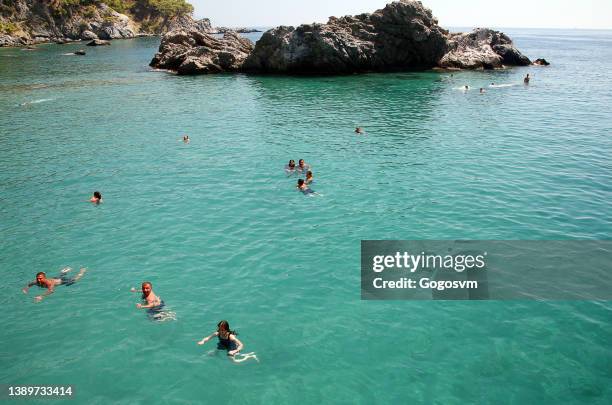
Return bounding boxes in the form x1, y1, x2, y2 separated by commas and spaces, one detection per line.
1, 29, 611, 403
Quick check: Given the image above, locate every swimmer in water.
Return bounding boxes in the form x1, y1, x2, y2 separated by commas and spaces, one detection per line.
22, 268, 87, 302
197, 320, 257, 362
285, 159, 296, 175
297, 178, 316, 195
464, 85, 469, 91
305, 170, 313, 185
132, 281, 163, 310
182, 135, 190, 143
131, 282, 175, 321
297, 159, 311, 174
524, 74, 530, 84
89, 191, 102, 204
355, 127, 364, 134
480, 88, 486, 93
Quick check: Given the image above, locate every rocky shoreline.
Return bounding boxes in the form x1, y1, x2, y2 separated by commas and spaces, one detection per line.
0, 1, 211, 47
150, 0, 540, 75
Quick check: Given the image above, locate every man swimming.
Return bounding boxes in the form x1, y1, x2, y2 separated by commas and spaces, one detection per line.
297, 159, 311, 173
22, 268, 87, 302
355, 127, 364, 134
524, 74, 530, 84
131, 282, 174, 321
132, 281, 163, 310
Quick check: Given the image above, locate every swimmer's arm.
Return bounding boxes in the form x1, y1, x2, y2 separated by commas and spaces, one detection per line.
228, 335, 244, 356
136, 300, 157, 309
35, 284, 54, 302
22, 281, 36, 293
197, 332, 218, 345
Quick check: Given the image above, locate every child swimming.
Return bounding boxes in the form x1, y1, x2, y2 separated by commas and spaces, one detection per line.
305, 170, 313, 185
197, 320, 257, 363
197, 320, 243, 354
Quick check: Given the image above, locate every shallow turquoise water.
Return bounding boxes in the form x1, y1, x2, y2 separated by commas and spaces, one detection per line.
1, 29, 611, 403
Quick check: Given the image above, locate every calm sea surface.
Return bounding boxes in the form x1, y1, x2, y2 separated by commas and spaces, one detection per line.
1, 28, 611, 403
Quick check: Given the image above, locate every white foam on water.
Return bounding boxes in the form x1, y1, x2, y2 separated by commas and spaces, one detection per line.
19, 98, 54, 106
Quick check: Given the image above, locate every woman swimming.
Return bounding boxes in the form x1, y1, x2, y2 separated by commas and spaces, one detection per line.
285, 160, 296, 175
198, 320, 244, 355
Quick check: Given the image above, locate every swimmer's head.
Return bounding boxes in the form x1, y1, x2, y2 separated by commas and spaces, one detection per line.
217, 320, 235, 335
464, 85, 468, 89
93, 191, 102, 200
297, 179, 305, 187
36, 272, 46, 282
288, 160, 295, 168
298, 159, 305, 166
306, 170, 312, 178
141, 281, 152, 296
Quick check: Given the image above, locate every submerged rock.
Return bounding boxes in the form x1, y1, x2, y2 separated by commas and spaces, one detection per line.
74, 49, 86, 55
439, 28, 530, 69
150, 30, 254, 74
533, 58, 550, 66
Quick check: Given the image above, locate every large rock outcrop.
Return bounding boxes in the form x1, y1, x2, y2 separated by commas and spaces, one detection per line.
243, 1, 448, 73
150, 0, 532, 75
439, 28, 530, 69
150, 30, 254, 75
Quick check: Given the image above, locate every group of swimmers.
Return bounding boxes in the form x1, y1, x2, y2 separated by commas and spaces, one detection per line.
22, 273, 257, 362
285, 159, 318, 195
464, 73, 532, 93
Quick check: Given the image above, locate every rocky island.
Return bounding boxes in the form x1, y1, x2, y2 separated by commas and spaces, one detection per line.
150, 0, 533, 75
0, 0, 212, 46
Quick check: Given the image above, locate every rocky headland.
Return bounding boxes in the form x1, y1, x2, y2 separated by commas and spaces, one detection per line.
150, 0, 535, 75
0, 0, 212, 46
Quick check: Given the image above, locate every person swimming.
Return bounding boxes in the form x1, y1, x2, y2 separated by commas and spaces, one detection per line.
285, 159, 296, 175
297, 159, 310, 173
305, 170, 313, 185
479, 88, 486, 93
22, 267, 87, 302
133, 281, 164, 311
89, 191, 102, 204
524, 74, 530, 84
297, 178, 315, 195
355, 127, 364, 134
182, 135, 190, 143
197, 320, 257, 362
131, 282, 175, 321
